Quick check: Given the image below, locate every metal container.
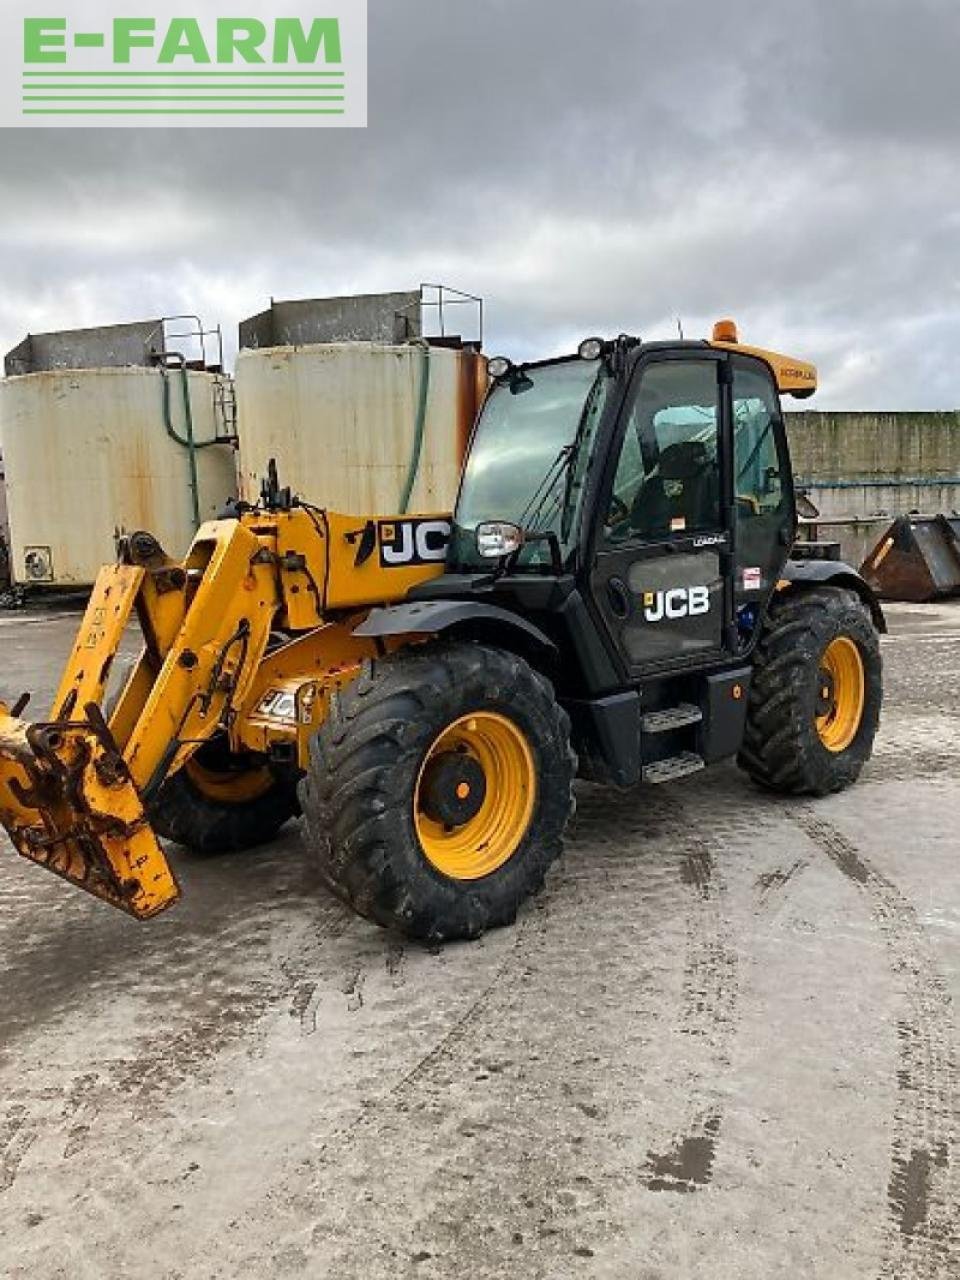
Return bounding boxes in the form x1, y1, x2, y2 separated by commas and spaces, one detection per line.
235, 341, 486, 514
0, 366, 237, 587
860, 514, 960, 602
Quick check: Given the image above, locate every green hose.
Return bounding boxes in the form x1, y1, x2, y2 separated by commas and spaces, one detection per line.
399, 339, 431, 514
160, 360, 222, 531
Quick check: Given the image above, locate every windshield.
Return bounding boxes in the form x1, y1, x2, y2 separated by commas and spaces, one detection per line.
451, 360, 611, 570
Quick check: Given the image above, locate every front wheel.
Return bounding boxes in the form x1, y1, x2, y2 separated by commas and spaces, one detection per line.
299, 643, 576, 943
738, 586, 882, 795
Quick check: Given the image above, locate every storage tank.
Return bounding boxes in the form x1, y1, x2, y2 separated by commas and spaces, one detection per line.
236, 341, 486, 514
235, 290, 486, 514
0, 319, 237, 588
0, 450, 9, 590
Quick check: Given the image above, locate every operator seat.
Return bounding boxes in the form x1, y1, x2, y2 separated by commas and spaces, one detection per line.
630, 440, 718, 537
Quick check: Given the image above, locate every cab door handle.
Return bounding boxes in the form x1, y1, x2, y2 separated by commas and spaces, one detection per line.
606, 577, 631, 619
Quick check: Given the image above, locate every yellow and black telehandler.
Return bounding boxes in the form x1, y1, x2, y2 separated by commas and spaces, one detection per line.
0, 321, 884, 941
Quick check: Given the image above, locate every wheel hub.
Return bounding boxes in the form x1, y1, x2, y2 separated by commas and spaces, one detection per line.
413, 711, 538, 881
815, 668, 836, 718
418, 751, 487, 827
815, 636, 866, 753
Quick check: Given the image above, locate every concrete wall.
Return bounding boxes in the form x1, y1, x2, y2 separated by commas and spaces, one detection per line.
785, 411, 960, 566
239, 292, 422, 350
4, 319, 165, 376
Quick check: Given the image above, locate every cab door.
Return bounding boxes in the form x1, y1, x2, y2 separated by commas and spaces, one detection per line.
729, 353, 797, 619
589, 354, 733, 675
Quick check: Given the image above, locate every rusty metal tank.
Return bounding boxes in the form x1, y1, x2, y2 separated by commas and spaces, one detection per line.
0, 359, 237, 588
235, 290, 486, 514
235, 341, 486, 515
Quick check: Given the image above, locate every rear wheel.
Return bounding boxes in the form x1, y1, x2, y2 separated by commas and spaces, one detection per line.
738, 586, 881, 795
149, 735, 299, 854
299, 643, 576, 942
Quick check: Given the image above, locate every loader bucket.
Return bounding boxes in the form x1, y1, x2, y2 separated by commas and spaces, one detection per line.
0, 701, 179, 919
860, 514, 960, 603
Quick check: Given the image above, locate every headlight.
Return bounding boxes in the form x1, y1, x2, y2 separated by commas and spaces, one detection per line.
487, 356, 511, 379
577, 337, 604, 360
476, 521, 523, 559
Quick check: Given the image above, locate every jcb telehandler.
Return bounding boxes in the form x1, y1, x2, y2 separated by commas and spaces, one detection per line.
0, 321, 883, 941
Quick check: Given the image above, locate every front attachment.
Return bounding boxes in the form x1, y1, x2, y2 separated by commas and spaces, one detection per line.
0, 701, 179, 919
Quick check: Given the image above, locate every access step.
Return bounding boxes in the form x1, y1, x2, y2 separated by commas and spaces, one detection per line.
641, 703, 703, 734
643, 752, 706, 785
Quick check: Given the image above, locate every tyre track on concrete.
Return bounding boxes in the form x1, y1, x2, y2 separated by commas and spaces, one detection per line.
639, 789, 740, 1193
292, 781, 659, 1175
0, 844, 359, 1195
307, 909, 541, 1167
794, 810, 959, 1279
0, 1106, 37, 1195
225, 784, 730, 1276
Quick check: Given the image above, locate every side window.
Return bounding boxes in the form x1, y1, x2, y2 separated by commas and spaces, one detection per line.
604, 360, 720, 544
733, 362, 786, 518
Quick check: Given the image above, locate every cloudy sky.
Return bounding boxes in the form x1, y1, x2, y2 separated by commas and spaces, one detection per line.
0, 0, 957, 408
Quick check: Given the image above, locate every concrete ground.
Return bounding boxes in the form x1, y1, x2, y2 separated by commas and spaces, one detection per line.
0, 599, 957, 1280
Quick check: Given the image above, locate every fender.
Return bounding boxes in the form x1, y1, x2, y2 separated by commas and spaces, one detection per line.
354, 600, 558, 657
781, 558, 887, 633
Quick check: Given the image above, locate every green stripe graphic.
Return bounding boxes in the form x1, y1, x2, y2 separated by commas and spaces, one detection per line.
21, 65, 351, 117
24, 95, 345, 101
23, 108, 346, 115
22, 84, 344, 90
23, 70, 345, 77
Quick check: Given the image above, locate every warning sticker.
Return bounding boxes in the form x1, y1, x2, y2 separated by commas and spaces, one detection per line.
743, 566, 762, 591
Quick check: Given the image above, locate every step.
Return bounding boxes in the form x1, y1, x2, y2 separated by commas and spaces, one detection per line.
643, 752, 706, 785
641, 703, 703, 734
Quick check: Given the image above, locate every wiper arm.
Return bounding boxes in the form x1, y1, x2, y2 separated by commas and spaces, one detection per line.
521, 371, 608, 539
517, 443, 576, 533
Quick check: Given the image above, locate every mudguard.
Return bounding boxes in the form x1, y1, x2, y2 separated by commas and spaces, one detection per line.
781, 557, 887, 633
354, 599, 558, 655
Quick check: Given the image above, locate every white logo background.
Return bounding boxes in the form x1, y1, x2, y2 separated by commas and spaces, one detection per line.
1, 0, 367, 128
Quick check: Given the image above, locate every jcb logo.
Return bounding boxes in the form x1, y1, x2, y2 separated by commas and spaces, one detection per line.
378, 518, 451, 567
643, 586, 711, 622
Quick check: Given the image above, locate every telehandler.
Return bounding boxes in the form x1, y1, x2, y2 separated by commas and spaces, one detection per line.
0, 321, 883, 941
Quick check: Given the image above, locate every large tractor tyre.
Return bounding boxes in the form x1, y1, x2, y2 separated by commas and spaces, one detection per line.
299, 642, 576, 943
738, 586, 881, 796
149, 736, 300, 855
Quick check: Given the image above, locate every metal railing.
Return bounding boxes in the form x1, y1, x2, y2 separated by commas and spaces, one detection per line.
394, 284, 483, 348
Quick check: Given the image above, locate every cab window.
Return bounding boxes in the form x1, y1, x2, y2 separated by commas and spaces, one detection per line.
604, 360, 720, 543
733, 363, 786, 518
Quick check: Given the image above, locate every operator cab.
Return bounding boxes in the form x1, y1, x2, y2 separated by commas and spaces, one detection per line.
444, 321, 814, 673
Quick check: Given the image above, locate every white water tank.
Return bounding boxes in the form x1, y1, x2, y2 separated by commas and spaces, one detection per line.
235, 341, 487, 515
0, 366, 237, 587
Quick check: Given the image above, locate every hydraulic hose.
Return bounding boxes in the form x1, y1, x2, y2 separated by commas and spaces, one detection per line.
399, 339, 431, 514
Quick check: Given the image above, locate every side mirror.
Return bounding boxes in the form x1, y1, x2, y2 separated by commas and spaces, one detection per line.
476, 522, 524, 559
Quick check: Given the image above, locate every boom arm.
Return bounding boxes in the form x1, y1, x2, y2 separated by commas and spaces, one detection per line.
0, 507, 449, 918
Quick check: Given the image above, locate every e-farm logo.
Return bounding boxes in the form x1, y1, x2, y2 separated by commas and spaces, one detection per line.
3, 3, 367, 127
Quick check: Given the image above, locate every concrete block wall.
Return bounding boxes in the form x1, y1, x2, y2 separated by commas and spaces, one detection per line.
785, 411, 960, 566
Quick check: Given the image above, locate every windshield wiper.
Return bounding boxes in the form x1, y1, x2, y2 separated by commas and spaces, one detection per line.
520, 371, 607, 541
518, 443, 576, 534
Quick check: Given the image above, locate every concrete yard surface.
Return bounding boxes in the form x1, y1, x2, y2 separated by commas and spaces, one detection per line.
0, 600, 958, 1279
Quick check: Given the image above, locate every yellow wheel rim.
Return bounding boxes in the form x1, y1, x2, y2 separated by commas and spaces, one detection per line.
815, 636, 865, 753
186, 757, 275, 804
414, 711, 537, 881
